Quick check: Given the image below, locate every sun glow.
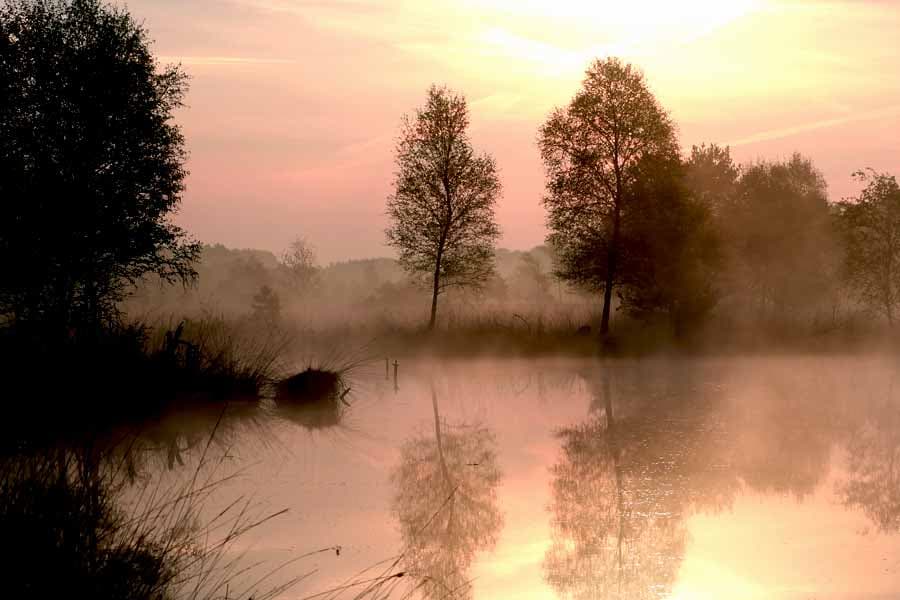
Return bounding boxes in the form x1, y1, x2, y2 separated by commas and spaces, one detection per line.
433, 0, 769, 101
463, 0, 764, 47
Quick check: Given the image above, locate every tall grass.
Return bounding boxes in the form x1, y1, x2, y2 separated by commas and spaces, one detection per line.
146, 314, 293, 402
0, 314, 292, 454
0, 424, 306, 600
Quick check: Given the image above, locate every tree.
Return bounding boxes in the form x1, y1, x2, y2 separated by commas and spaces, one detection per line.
0, 0, 199, 332
385, 85, 502, 330
280, 236, 319, 293
510, 252, 552, 303
684, 143, 739, 217
716, 154, 832, 321
250, 284, 280, 324
836, 170, 900, 324
538, 58, 679, 337
616, 157, 722, 336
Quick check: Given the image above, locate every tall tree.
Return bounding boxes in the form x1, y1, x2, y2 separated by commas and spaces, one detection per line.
280, 236, 319, 293
836, 170, 900, 324
616, 157, 722, 336
684, 143, 739, 217
386, 85, 501, 330
720, 154, 833, 320
0, 0, 199, 332
538, 58, 679, 337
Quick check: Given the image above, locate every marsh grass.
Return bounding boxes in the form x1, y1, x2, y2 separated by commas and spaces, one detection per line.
363, 308, 602, 357
145, 314, 293, 402
0, 314, 293, 454
0, 420, 307, 600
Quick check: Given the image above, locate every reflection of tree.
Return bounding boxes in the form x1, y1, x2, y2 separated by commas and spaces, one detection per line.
391, 386, 503, 599
838, 405, 900, 533
545, 371, 736, 599
730, 378, 837, 500
113, 400, 266, 480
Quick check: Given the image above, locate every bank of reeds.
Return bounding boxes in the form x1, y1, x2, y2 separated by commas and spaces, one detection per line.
0, 433, 304, 600
0, 314, 291, 453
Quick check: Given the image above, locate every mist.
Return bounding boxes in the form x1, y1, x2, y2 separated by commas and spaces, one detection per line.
3, 1, 900, 599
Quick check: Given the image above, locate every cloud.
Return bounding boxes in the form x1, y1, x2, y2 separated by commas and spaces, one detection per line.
157, 55, 298, 66
727, 104, 900, 146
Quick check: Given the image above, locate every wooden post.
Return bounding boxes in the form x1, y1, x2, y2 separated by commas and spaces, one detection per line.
393, 360, 399, 392
385, 357, 390, 379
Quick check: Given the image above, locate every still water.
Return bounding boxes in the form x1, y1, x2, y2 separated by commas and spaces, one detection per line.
144, 356, 900, 599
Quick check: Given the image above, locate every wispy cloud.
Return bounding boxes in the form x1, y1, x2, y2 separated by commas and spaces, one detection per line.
157, 55, 298, 66
727, 104, 900, 146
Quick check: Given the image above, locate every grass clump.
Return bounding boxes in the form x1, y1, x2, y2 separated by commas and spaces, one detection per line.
0, 451, 178, 598
0, 315, 290, 454
147, 315, 290, 403
0, 432, 305, 600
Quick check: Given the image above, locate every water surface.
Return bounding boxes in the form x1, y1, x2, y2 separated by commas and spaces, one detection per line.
148, 356, 900, 599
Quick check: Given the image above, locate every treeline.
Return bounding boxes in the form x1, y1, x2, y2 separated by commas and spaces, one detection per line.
2, 0, 900, 354
384, 60, 900, 345
127, 242, 578, 328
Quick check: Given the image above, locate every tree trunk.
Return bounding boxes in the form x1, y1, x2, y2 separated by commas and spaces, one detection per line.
429, 247, 443, 331
429, 267, 440, 331
600, 205, 622, 337
600, 274, 614, 336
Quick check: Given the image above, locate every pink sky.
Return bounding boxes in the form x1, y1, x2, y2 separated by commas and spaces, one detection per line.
128, 0, 900, 263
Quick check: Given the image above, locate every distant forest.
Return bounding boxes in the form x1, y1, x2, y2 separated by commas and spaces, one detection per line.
126, 243, 578, 328
3, 0, 900, 354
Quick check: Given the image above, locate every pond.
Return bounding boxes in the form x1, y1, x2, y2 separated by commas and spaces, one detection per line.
140, 355, 900, 599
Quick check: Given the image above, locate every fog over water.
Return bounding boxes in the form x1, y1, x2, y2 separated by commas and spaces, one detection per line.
5, 3, 900, 596
135, 355, 900, 599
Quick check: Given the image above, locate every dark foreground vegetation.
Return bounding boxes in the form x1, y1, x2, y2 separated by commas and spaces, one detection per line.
0, 443, 305, 599
2, 0, 900, 597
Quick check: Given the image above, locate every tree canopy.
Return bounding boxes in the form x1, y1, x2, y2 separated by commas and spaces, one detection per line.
719, 154, 834, 319
836, 170, 900, 324
386, 85, 501, 330
539, 58, 679, 336
0, 0, 199, 332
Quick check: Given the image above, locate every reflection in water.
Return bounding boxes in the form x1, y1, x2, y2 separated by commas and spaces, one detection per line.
16, 358, 900, 598
839, 400, 900, 533
115, 399, 268, 479
391, 384, 503, 599
274, 396, 344, 431
545, 368, 738, 599
729, 372, 838, 501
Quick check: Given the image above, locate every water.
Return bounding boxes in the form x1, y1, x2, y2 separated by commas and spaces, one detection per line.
144, 355, 900, 599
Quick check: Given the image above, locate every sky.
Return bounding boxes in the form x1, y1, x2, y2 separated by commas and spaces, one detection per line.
127, 0, 900, 263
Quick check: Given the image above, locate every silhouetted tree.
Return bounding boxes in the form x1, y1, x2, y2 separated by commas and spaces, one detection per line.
684, 143, 740, 218
250, 285, 280, 323
386, 85, 502, 330
538, 58, 679, 337
718, 154, 833, 321
391, 386, 503, 599
510, 252, 552, 303
836, 170, 900, 324
281, 236, 319, 293
617, 156, 722, 335
0, 0, 199, 332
